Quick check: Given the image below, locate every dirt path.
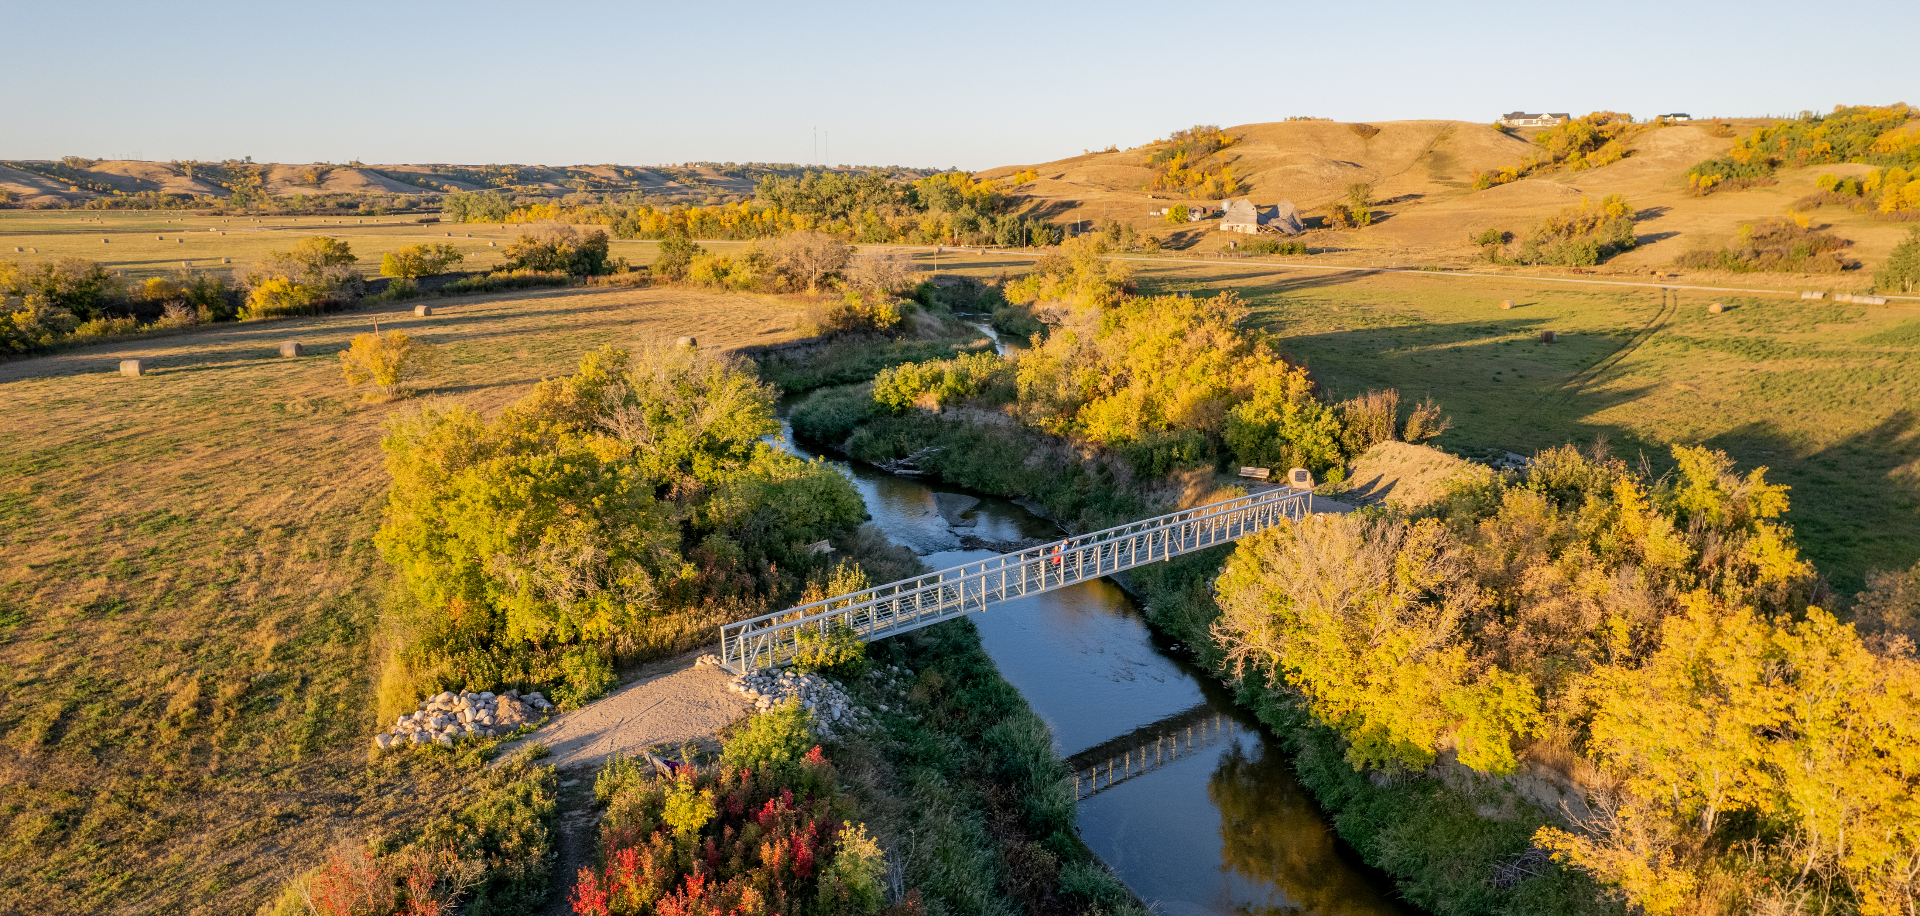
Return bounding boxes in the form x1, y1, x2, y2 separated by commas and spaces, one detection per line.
493, 652, 750, 914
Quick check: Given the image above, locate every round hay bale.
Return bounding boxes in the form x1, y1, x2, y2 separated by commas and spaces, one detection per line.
1540, 330, 1558, 343
1708, 302, 1725, 314
1500, 299, 1514, 309
119, 359, 143, 377
413, 305, 433, 317
279, 341, 303, 358
676, 336, 698, 349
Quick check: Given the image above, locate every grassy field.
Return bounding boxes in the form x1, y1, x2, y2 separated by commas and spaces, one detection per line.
0, 209, 686, 282
1133, 261, 1920, 592
891, 248, 1920, 592
0, 284, 806, 914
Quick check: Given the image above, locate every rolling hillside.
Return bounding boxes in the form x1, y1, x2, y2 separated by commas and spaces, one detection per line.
978, 116, 1920, 278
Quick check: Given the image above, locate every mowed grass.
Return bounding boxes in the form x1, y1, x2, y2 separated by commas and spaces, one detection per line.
0, 285, 804, 914
1124, 262, 1920, 592
0, 209, 676, 281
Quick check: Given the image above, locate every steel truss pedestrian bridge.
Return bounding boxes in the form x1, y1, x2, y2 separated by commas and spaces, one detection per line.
718, 486, 1313, 674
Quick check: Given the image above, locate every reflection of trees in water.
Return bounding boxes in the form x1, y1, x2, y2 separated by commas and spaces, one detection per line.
1209, 742, 1410, 916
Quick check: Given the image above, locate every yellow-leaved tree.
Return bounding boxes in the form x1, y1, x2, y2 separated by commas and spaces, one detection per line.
339, 328, 443, 401
1211, 513, 1543, 773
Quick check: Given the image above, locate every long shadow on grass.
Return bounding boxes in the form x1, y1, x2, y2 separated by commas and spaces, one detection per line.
1703, 409, 1920, 594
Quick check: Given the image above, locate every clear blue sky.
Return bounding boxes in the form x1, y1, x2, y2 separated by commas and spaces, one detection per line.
6, 0, 1915, 169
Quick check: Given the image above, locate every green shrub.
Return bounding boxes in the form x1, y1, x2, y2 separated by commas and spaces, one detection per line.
502, 223, 618, 276
375, 344, 867, 718
552, 646, 615, 708
71, 316, 141, 339
1485, 194, 1637, 266
717, 698, 815, 778
1874, 226, 1920, 292
1242, 238, 1308, 255
872, 350, 1014, 412
374, 277, 420, 301
438, 268, 571, 296
792, 623, 869, 677
789, 384, 877, 444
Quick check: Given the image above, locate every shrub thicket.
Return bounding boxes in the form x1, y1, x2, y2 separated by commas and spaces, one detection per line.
1474, 112, 1645, 189
1, 259, 243, 352
380, 242, 464, 280
502, 223, 621, 276
1146, 125, 1246, 197
437, 268, 572, 296
1002, 236, 1136, 315
1483, 194, 1637, 267
374, 344, 876, 711
1674, 218, 1855, 273
574, 711, 893, 916
1804, 167, 1920, 217
841, 291, 1440, 484
871, 350, 1013, 412
449, 169, 1062, 248
267, 757, 558, 916
1242, 237, 1309, 255
1877, 227, 1920, 292
1687, 105, 1920, 194
1205, 443, 1920, 916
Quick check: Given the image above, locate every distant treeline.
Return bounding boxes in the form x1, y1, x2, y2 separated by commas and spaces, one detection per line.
444, 168, 1065, 247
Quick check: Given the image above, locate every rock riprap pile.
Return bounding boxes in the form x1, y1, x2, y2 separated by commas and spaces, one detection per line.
725, 667, 882, 740
373, 688, 554, 751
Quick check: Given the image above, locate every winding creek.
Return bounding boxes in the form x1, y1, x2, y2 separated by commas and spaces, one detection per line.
775, 399, 1415, 916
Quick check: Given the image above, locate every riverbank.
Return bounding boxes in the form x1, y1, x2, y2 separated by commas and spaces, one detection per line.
1127, 554, 1622, 916
786, 402, 1617, 916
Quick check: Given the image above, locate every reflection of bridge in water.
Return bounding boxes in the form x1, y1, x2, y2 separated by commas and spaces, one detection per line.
719, 487, 1313, 673
1065, 703, 1243, 801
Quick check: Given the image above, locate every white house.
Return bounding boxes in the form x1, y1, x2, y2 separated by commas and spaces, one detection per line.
1498, 112, 1570, 127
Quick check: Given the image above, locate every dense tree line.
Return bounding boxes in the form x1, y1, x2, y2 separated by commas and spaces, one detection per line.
444, 171, 1064, 247
1689, 105, 1920, 194
1473, 112, 1646, 190
1210, 445, 1919, 916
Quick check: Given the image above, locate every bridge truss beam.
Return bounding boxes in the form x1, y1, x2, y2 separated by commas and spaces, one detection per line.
719, 486, 1312, 673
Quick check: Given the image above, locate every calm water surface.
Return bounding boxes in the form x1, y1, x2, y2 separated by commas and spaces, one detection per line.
777, 415, 1413, 916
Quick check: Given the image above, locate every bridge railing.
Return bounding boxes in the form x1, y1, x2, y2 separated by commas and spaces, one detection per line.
718, 486, 1312, 673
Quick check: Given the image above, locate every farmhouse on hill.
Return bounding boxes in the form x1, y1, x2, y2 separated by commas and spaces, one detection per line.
1498, 111, 1570, 127
1150, 205, 1218, 221
1217, 198, 1304, 235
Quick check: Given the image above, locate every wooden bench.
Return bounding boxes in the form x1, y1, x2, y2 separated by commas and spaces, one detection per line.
1238, 467, 1270, 481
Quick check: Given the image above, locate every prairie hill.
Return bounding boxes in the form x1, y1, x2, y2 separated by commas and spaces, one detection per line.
977, 116, 1920, 277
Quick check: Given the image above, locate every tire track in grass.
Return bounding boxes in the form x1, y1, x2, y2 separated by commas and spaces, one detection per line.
1531, 286, 1680, 417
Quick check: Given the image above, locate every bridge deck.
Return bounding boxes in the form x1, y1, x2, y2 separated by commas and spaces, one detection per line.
719, 486, 1312, 673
